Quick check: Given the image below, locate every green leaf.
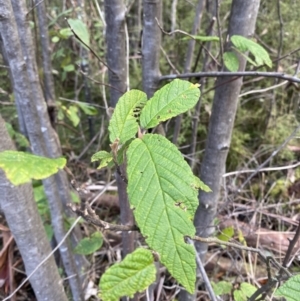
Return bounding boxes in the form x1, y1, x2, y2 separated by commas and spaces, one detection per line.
192, 176, 211, 192
140, 79, 200, 129
70, 191, 80, 203
275, 274, 300, 301
116, 139, 133, 165
127, 134, 199, 293
52, 36, 60, 43
217, 226, 234, 242
44, 224, 54, 241
65, 105, 80, 126
67, 18, 90, 48
233, 289, 244, 301
15, 132, 30, 148
78, 102, 98, 115
74, 232, 103, 255
234, 283, 257, 301
59, 28, 73, 39
63, 64, 75, 72
5, 122, 15, 137
212, 280, 232, 296
5, 122, 29, 148
231, 35, 272, 68
109, 90, 147, 144
0, 151, 66, 185
182, 35, 220, 42
91, 151, 114, 169
99, 248, 156, 301
223, 51, 239, 71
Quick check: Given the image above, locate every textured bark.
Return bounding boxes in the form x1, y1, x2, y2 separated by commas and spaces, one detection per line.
0, 1, 85, 300
142, 0, 162, 98
76, 0, 94, 138
0, 115, 68, 301
104, 0, 128, 107
35, 0, 56, 125
194, 0, 261, 260
104, 0, 136, 267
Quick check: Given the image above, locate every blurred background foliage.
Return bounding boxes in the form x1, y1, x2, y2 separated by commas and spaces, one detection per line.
1, 0, 300, 197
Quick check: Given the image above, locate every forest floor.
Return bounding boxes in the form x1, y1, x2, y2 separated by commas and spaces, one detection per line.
1, 162, 300, 301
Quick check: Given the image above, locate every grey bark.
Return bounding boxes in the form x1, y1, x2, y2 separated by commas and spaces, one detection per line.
76, 0, 94, 138
0, 115, 68, 301
195, 0, 261, 261
104, 0, 136, 268
170, 0, 178, 32
0, 1, 85, 300
104, 0, 128, 107
142, 0, 162, 98
35, 0, 56, 125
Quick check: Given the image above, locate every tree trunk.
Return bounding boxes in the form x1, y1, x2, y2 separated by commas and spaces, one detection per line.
104, 0, 128, 107
0, 115, 68, 301
142, 0, 162, 98
0, 1, 86, 300
104, 0, 136, 261
194, 0, 261, 261
75, 0, 94, 139
34, 0, 56, 126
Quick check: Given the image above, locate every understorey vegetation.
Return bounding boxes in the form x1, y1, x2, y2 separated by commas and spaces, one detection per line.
1, 0, 300, 301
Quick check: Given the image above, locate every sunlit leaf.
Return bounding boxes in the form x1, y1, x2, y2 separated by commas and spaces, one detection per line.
275, 274, 300, 301
223, 51, 239, 71
91, 151, 114, 169
140, 79, 200, 129
212, 280, 232, 296
182, 35, 220, 42
78, 102, 98, 115
217, 226, 234, 242
231, 35, 272, 68
99, 248, 156, 301
0, 151, 66, 185
109, 90, 147, 144
65, 105, 80, 126
234, 283, 257, 301
67, 18, 90, 48
127, 134, 200, 293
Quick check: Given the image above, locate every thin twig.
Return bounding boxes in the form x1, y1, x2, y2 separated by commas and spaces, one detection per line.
160, 45, 180, 75
239, 80, 287, 97
78, 69, 124, 93
223, 161, 300, 178
65, 18, 117, 76
192, 236, 291, 276
215, 0, 223, 68
160, 71, 300, 83
281, 221, 300, 269
27, 0, 45, 16
68, 203, 139, 231
155, 17, 196, 40
239, 123, 300, 192
248, 223, 300, 301
188, 238, 218, 301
